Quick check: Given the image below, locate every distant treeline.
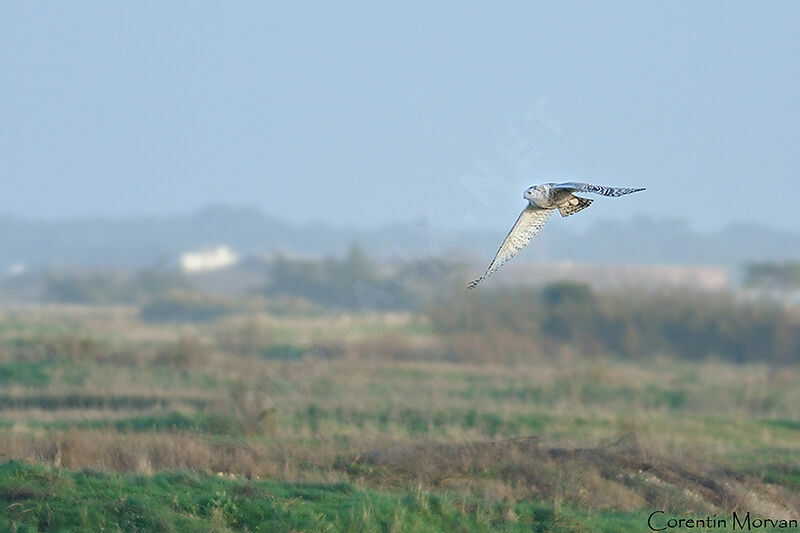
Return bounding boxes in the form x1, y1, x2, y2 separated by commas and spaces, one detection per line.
37, 246, 466, 314
427, 282, 800, 364
266, 246, 464, 310
42, 270, 235, 322
744, 261, 800, 290
44, 270, 188, 305
31, 255, 800, 363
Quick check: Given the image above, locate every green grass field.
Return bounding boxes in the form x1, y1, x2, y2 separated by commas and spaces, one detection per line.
0, 305, 798, 531
0, 461, 650, 533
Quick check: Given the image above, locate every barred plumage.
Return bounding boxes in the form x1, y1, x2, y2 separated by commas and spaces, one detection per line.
558, 196, 593, 217
467, 181, 645, 289
467, 206, 553, 290
553, 182, 646, 197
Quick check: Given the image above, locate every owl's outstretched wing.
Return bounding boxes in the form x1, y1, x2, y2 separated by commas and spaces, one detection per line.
553, 182, 645, 197
467, 206, 554, 290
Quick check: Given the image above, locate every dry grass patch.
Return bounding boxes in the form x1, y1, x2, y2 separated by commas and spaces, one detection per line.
344, 436, 800, 516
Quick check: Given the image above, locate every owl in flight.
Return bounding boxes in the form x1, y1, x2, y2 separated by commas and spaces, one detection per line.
467, 182, 645, 290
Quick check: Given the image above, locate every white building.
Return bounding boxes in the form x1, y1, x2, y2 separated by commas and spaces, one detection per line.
180, 245, 239, 273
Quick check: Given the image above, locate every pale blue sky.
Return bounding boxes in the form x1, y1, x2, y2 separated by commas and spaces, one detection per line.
2, 2, 798, 232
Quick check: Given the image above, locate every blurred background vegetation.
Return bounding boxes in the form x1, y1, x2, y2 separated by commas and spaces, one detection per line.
1, 246, 799, 531
19, 248, 800, 366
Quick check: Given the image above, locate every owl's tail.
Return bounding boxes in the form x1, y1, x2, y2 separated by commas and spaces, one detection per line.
558, 196, 593, 217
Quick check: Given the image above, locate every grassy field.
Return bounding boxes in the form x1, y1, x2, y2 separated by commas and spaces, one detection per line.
0, 304, 798, 531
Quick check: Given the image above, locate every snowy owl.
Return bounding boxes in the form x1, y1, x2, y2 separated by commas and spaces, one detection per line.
467, 182, 645, 289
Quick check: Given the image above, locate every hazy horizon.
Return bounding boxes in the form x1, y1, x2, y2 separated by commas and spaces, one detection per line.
3, 2, 799, 234
1, 201, 798, 237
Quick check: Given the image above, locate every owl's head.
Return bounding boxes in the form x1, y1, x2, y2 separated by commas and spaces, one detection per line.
523, 184, 549, 206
